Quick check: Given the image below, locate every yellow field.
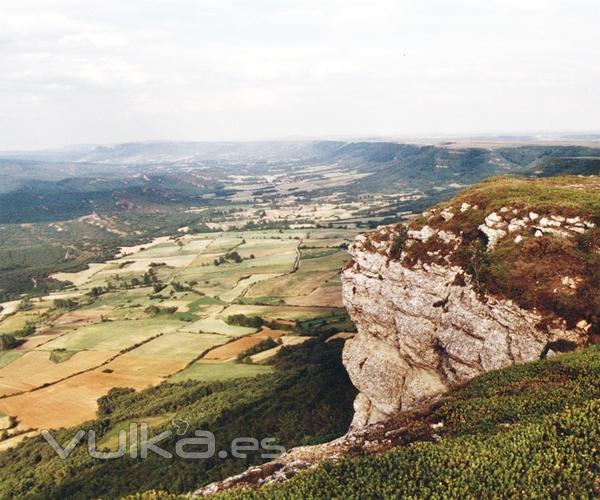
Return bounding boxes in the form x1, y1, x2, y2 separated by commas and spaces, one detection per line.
0, 227, 350, 432
0, 350, 117, 396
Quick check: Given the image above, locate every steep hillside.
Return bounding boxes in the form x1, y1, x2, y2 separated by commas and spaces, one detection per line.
0, 338, 356, 498
185, 176, 600, 497
213, 344, 600, 498
343, 176, 599, 425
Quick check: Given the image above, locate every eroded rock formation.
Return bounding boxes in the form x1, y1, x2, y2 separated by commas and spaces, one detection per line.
341, 218, 589, 427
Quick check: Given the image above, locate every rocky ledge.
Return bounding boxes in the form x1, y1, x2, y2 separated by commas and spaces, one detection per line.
342, 232, 586, 426
341, 177, 598, 427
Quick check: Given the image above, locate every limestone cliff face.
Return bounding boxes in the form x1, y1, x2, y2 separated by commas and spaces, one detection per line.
341, 225, 587, 427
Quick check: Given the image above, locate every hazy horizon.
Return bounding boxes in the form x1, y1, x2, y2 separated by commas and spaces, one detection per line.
1, 0, 599, 150
5, 131, 600, 154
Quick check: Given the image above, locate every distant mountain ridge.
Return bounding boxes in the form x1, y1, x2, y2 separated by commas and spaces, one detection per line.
4, 138, 600, 166
1, 141, 600, 225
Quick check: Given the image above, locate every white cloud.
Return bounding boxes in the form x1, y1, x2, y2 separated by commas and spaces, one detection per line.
0, 0, 598, 149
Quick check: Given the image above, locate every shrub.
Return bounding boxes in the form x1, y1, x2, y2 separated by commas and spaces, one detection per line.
237, 338, 279, 363
0, 334, 19, 350
226, 314, 264, 329
388, 225, 408, 260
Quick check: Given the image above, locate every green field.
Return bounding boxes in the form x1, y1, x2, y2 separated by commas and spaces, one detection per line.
0, 351, 23, 369
221, 304, 342, 321
129, 332, 226, 360
297, 248, 349, 272
43, 319, 182, 351
0, 227, 351, 441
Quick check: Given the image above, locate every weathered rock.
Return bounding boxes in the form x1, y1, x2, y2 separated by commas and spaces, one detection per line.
440, 209, 455, 222
341, 233, 584, 427
407, 225, 436, 242
478, 224, 507, 249
539, 217, 561, 228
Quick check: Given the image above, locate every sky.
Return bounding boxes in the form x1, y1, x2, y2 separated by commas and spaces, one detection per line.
0, 0, 599, 150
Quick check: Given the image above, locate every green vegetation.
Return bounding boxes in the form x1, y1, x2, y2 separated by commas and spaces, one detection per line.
0, 351, 23, 369
53, 298, 78, 310
215, 251, 244, 266
445, 176, 600, 216
169, 362, 273, 383
237, 338, 279, 363
43, 319, 181, 351
388, 224, 408, 259
405, 176, 600, 335
0, 334, 19, 351
0, 148, 598, 500
49, 348, 77, 364
145, 305, 178, 316
0, 338, 356, 498
226, 314, 264, 329
220, 345, 600, 499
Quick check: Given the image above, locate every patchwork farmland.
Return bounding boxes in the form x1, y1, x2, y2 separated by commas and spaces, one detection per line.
0, 228, 353, 445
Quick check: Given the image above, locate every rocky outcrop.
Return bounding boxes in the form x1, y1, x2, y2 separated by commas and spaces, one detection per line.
195, 177, 599, 495
341, 226, 587, 427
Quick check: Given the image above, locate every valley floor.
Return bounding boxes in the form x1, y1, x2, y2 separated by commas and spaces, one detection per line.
0, 227, 353, 440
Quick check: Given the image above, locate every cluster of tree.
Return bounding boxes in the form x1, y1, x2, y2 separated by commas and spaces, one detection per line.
144, 305, 178, 316
53, 298, 78, 310
171, 281, 194, 292
0, 321, 38, 351
226, 313, 264, 329
0, 335, 19, 351
87, 286, 107, 298
101, 268, 164, 292
237, 337, 280, 363
17, 298, 34, 311
13, 323, 36, 338
214, 251, 243, 266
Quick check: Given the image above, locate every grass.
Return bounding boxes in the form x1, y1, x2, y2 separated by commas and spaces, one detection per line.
219, 274, 279, 303
186, 296, 224, 312
236, 239, 298, 259
48, 349, 77, 364
202, 237, 245, 254
400, 176, 600, 334
43, 319, 182, 351
0, 351, 23, 369
128, 332, 226, 360
0, 312, 41, 334
169, 361, 273, 383
246, 271, 335, 298
448, 175, 600, 216
297, 249, 349, 272
184, 318, 257, 337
